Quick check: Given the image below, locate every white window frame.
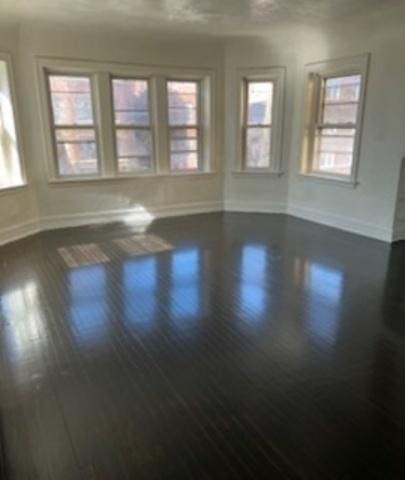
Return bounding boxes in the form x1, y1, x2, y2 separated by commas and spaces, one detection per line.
45, 71, 101, 179
300, 54, 370, 186
36, 57, 216, 183
166, 78, 203, 173
235, 66, 286, 175
0, 51, 26, 191
110, 75, 156, 175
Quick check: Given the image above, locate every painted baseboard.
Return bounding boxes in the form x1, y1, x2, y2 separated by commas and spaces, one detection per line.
0, 219, 40, 247
40, 201, 224, 232
392, 223, 405, 242
224, 200, 287, 214
287, 204, 393, 242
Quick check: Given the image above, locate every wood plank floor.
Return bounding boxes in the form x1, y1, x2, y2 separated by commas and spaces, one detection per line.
0, 212, 405, 479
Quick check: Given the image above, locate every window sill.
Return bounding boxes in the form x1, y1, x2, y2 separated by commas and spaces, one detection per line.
48, 171, 219, 186
0, 184, 28, 196
232, 170, 284, 177
298, 172, 359, 188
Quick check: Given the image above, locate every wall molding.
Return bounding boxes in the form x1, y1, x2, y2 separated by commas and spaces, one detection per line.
40, 201, 224, 232
0, 219, 40, 247
224, 200, 287, 214
0, 200, 396, 247
287, 203, 393, 242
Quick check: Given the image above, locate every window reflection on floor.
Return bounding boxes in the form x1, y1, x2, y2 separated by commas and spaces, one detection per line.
239, 244, 268, 324
69, 265, 108, 346
123, 256, 157, 332
0, 280, 47, 367
305, 261, 344, 346
169, 247, 201, 331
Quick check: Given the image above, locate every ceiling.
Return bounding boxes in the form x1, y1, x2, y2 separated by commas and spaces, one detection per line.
0, 0, 402, 35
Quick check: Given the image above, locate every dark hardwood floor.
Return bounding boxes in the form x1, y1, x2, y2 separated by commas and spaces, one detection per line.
0, 212, 405, 479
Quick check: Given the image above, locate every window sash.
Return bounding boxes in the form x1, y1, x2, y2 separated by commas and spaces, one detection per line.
308, 73, 363, 178
167, 80, 202, 172
111, 77, 154, 174
242, 79, 274, 170
47, 73, 100, 177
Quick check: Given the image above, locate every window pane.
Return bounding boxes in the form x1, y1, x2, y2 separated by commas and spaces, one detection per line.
116, 129, 152, 172
323, 103, 358, 124
247, 81, 273, 125
245, 127, 271, 168
322, 75, 361, 125
167, 81, 198, 126
112, 79, 150, 126
49, 75, 93, 125
0, 59, 24, 189
324, 75, 361, 102
55, 129, 98, 176
170, 128, 199, 171
171, 152, 198, 171
314, 128, 355, 176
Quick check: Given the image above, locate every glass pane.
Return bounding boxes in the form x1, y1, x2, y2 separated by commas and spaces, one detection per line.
49, 75, 93, 126
116, 128, 152, 172
324, 75, 361, 102
171, 152, 198, 171
245, 127, 271, 168
313, 128, 355, 176
323, 103, 358, 124
170, 128, 198, 153
112, 79, 150, 126
247, 81, 273, 125
322, 75, 361, 125
167, 81, 198, 126
0, 59, 24, 189
55, 129, 98, 176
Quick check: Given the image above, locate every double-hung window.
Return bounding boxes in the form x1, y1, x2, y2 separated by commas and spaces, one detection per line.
48, 74, 99, 177
0, 54, 25, 189
243, 80, 273, 169
167, 80, 201, 172
39, 59, 214, 180
236, 67, 285, 174
112, 78, 153, 173
301, 55, 369, 183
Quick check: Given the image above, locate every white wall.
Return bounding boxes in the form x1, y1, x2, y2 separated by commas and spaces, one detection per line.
2, 6, 405, 245
0, 21, 40, 245
224, 6, 405, 242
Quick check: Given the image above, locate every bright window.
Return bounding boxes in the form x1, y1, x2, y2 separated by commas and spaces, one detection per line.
112, 78, 153, 173
301, 55, 369, 183
243, 80, 273, 169
313, 75, 362, 176
48, 74, 98, 177
167, 80, 200, 171
0, 56, 24, 189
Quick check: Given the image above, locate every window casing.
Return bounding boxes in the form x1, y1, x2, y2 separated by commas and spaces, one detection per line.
300, 55, 369, 184
47, 73, 99, 177
236, 67, 286, 174
167, 80, 201, 172
38, 58, 215, 182
0, 53, 25, 190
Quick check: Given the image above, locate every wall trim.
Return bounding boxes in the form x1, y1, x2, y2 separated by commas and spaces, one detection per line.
0, 200, 396, 247
287, 203, 392, 242
0, 219, 40, 247
40, 201, 224, 232
224, 200, 287, 214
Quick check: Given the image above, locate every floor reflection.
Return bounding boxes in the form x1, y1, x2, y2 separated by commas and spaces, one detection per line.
169, 247, 201, 332
239, 244, 268, 325
0, 280, 47, 364
69, 264, 108, 346
123, 256, 157, 332
304, 260, 344, 346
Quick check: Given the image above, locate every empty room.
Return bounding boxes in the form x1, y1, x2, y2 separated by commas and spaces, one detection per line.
1, 0, 405, 478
